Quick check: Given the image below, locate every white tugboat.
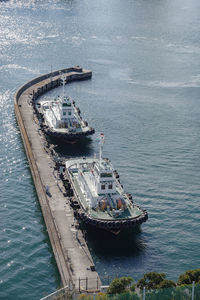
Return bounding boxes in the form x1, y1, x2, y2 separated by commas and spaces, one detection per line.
36, 76, 95, 142
63, 134, 148, 234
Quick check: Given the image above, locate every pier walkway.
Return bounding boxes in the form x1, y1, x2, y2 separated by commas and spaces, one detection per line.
14, 67, 101, 292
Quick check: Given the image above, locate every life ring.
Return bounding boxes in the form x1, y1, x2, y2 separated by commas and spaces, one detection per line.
98, 221, 105, 228
115, 221, 120, 229
107, 222, 113, 228
104, 222, 108, 228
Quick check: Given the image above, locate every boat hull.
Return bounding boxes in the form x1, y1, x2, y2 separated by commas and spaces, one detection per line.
72, 203, 148, 235
41, 126, 95, 143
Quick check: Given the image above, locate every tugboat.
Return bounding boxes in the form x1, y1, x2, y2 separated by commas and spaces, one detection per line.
63, 134, 148, 234
36, 76, 95, 143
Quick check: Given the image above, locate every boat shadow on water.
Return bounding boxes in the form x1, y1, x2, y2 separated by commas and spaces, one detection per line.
47, 136, 94, 158
83, 224, 146, 257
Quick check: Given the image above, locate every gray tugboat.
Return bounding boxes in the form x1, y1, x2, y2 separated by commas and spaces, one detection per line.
63, 134, 148, 234
36, 76, 95, 143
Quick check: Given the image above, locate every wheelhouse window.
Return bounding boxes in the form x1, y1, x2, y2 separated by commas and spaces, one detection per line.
68, 111, 71, 115
101, 184, 105, 190
108, 184, 112, 189
100, 172, 112, 178
63, 103, 71, 107
63, 112, 66, 116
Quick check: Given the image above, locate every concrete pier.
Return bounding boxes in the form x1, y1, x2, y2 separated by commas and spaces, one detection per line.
14, 66, 101, 292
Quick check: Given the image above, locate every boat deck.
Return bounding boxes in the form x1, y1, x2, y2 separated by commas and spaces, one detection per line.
37, 99, 90, 133
70, 169, 143, 221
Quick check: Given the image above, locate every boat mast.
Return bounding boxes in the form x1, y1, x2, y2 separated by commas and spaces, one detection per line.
60, 75, 66, 100
99, 133, 105, 167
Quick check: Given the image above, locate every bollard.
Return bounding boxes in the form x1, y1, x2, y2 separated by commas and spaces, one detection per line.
86, 277, 88, 291
96, 276, 99, 290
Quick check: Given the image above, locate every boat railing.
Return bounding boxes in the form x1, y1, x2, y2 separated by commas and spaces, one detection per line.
66, 169, 87, 211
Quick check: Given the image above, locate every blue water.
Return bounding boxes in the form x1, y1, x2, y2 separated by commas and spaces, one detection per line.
1, 0, 200, 298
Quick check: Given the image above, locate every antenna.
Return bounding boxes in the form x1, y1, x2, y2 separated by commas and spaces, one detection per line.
50, 64, 53, 82
60, 74, 66, 100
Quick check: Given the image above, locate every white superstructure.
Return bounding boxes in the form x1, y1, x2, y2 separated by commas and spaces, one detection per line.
41, 94, 82, 132
37, 75, 94, 138
65, 134, 129, 215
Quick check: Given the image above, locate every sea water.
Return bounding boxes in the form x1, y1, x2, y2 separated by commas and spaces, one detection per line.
0, 0, 200, 298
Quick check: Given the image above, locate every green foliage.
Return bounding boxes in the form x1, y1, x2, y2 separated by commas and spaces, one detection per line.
119, 277, 133, 288
158, 279, 176, 289
137, 272, 167, 290
96, 292, 108, 300
77, 278, 200, 300
78, 293, 108, 300
145, 288, 174, 300
178, 269, 200, 285
78, 294, 93, 300
130, 283, 135, 292
172, 286, 191, 300
194, 283, 200, 300
108, 291, 140, 300
107, 277, 133, 295
96, 271, 200, 300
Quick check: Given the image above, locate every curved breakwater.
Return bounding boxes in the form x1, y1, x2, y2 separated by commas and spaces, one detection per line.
14, 66, 100, 292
